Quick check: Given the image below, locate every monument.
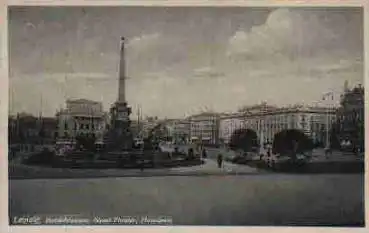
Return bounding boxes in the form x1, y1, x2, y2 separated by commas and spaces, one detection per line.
107, 37, 133, 151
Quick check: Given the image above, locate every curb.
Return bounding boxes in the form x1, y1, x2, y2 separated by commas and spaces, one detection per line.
9, 169, 268, 180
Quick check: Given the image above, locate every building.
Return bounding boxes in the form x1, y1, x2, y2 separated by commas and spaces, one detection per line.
8, 113, 57, 145
336, 84, 364, 150
39, 117, 58, 144
219, 102, 337, 146
130, 120, 140, 138
219, 113, 245, 144
163, 119, 190, 143
56, 99, 108, 143
188, 112, 219, 145
172, 119, 190, 143
8, 113, 39, 144
139, 116, 160, 138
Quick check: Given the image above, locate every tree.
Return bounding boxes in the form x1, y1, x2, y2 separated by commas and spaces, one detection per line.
329, 121, 341, 150
272, 129, 314, 160
229, 129, 259, 152
333, 84, 364, 152
75, 133, 96, 152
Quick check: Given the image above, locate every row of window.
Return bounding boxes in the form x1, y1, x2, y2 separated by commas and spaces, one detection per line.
221, 113, 336, 126
60, 131, 99, 137
62, 122, 102, 130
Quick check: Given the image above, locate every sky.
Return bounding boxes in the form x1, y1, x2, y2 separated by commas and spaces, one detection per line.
8, 6, 363, 118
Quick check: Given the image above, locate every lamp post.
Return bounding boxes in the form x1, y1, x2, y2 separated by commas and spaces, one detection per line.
322, 92, 334, 149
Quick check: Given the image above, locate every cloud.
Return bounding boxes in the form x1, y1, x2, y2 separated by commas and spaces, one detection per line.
193, 66, 224, 79
226, 8, 356, 60
9, 72, 118, 116
126, 33, 161, 51
227, 8, 294, 58
8, 7, 363, 118
125, 33, 189, 75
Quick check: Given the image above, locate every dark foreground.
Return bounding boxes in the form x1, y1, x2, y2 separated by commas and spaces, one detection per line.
9, 174, 365, 226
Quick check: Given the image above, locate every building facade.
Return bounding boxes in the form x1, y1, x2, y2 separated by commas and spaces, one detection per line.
336, 84, 364, 150
56, 99, 108, 143
219, 102, 337, 146
188, 112, 219, 145
8, 113, 40, 144
39, 117, 58, 144
139, 117, 160, 139
8, 113, 58, 145
219, 113, 245, 144
164, 119, 190, 143
172, 119, 190, 143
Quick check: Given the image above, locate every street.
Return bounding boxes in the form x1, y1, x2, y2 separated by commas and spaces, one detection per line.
8, 146, 365, 226
9, 173, 364, 226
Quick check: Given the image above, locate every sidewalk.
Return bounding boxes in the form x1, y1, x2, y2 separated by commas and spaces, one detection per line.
9, 158, 265, 180
310, 149, 364, 163
170, 158, 260, 173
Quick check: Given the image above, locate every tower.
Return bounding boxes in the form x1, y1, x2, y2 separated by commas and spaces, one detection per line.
108, 37, 132, 150
344, 80, 349, 93
118, 37, 126, 103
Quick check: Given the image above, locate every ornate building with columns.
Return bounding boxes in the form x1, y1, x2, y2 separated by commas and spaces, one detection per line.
56, 99, 108, 143
219, 102, 337, 146
188, 112, 219, 145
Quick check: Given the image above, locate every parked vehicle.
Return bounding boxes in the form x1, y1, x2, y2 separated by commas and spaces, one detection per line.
55, 141, 75, 156
265, 152, 309, 169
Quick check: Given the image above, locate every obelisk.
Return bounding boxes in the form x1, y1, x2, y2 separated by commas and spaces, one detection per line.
118, 37, 126, 103
108, 37, 132, 150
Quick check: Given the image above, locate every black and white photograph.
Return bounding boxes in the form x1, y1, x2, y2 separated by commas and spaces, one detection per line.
6, 4, 365, 227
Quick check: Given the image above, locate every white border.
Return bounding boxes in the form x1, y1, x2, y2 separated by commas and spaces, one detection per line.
1, 1, 368, 233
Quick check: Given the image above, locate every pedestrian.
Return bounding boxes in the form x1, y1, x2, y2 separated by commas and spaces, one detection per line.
10, 147, 15, 160
140, 154, 145, 171
202, 148, 207, 159
324, 147, 330, 158
217, 153, 223, 168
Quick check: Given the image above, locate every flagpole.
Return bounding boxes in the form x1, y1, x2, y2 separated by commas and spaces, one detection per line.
39, 93, 43, 145
326, 101, 329, 149
137, 104, 140, 138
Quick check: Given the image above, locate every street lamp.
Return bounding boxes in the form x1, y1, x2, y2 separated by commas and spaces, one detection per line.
322, 91, 334, 149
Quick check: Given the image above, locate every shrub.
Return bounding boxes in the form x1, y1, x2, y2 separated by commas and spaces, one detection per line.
24, 149, 56, 165
272, 129, 314, 158
229, 129, 259, 152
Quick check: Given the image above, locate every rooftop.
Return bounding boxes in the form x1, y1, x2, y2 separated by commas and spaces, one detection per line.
66, 98, 101, 104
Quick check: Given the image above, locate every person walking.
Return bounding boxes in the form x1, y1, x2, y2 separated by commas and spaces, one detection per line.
140, 153, 145, 172
202, 148, 207, 159
217, 153, 223, 168
324, 146, 330, 159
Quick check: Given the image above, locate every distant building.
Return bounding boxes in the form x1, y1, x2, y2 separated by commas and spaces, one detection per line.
39, 117, 58, 144
8, 113, 57, 145
219, 113, 245, 144
336, 84, 364, 150
130, 120, 140, 138
188, 112, 219, 145
172, 119, 190, 143
163, 119, 190, 143
56, 99, 108, 143
8, 113, 39, 144
220, 102, 337, 146
140, 117, 161, 138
